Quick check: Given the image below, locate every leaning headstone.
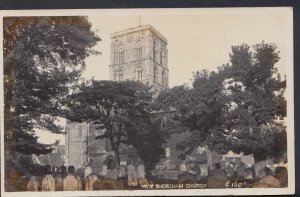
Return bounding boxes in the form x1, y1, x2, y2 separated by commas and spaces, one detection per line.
127, 164, 138, 186
27, 176, 40, 191
64, 166, 80, 191
42, 165, 55, 191
118, 165, 127, 178
85, 173, 99, 191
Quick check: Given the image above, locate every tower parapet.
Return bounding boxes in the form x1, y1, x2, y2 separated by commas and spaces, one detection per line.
109, 25, 169, 92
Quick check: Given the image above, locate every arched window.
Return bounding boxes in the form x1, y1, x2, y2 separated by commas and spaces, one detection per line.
136, 45, 143, 60
136, 67, 142, 81
118, 46, 124, 64
135, 40, 143, 60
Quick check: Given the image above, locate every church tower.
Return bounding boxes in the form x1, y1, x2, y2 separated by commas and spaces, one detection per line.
109, 25, 169, 92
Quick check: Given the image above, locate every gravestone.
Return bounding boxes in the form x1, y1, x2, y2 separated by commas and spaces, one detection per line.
85, 173, 99, 191
199, 165, 208, 176
42, 175, 56, 191
179, 162, 187, 172
127, 164, 138, 186
64, 166, 80, 191
64, 175, 80, 191
236, 164, 246, 178
137, 163, 145, 179
137, 163, 147, 185
244, 168, 253, 180
27, 176, 40, 191
42, 165, 55, 191
118, 165, 127, 178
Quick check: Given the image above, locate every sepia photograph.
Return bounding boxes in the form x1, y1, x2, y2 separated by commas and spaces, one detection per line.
1, 8, 294, 196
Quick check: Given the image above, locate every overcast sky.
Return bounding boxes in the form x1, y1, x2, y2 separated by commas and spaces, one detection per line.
35, 8, 292, 145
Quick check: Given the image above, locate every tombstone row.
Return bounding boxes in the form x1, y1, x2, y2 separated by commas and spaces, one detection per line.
27, 163, 147, 191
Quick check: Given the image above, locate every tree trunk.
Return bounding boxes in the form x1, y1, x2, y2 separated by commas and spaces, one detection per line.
115, 149, 120, 169
253, 152, 268, 179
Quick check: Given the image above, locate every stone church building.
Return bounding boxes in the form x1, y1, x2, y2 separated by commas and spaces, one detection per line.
65, 25, 171, 174
65, 25, 223, 177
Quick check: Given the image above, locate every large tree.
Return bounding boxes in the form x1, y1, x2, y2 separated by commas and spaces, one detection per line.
4, 16, 100, 191
66, 80, 165, 170
222, 42, 286, 162
156, 42, 287, 163
4, 16, 100, 155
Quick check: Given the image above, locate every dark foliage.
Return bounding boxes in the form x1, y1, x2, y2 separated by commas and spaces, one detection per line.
66, 80, 165, 170
4, 16, 100, 155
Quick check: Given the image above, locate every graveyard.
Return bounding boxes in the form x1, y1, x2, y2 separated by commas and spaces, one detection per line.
8, 142, 288, 191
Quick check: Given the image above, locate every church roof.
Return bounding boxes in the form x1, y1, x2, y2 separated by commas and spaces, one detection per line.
111, 24, 167, 43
